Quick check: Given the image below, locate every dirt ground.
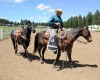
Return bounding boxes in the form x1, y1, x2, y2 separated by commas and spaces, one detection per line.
0, 32, 100, 80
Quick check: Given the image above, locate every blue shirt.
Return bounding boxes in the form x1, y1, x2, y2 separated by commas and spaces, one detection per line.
48, 14, 63, 29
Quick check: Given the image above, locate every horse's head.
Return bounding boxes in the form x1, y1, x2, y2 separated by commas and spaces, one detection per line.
27, 22, 36, 33
80, 26, 92, 42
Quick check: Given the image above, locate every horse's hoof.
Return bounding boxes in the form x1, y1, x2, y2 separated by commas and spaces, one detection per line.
53, 65, 60, 71
16, 53, 21, 56
54, 51, 57, 54
53, 64, 57, 68
23, 54, 27, 58
41, 61, 44, 64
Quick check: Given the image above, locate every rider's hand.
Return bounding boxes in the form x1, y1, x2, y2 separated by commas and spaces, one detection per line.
56, 22, 60, 27
58, 29, 61, 32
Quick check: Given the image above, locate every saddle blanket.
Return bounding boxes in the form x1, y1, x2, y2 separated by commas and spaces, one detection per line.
12, 29, 22, 37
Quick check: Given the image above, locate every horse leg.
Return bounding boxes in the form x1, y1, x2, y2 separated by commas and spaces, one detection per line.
53, 49, 61, 67
38, 46, 43, 62
12, 39, 16, 50
67, 50, 73, 68
23, 44, 28, 59
15, 40, 18, 55
11, 32, 17, 55
41, 46, 47, 64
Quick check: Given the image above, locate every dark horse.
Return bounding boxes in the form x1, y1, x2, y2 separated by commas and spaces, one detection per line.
33, 26, 92, 67
11, 22, 36, 60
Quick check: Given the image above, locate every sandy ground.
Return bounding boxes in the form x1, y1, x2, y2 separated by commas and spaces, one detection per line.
0, 32, 100, 80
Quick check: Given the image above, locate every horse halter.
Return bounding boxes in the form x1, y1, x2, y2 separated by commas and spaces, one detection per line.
79, 27, 91, 38
76, 27, 91, 44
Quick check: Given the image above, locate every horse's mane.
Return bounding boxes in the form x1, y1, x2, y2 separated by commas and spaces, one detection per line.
22, 25, 32, 39
67, 27, 82, 34
69, 27, 82, 32
66, 27, 83, 40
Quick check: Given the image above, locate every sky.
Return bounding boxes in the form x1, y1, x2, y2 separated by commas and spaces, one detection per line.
0, 0, 100, 22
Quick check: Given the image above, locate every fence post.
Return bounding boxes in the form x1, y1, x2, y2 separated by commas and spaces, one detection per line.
0, 28, 3, 39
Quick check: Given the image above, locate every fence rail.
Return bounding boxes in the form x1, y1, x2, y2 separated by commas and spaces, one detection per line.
0, 27, 19, 40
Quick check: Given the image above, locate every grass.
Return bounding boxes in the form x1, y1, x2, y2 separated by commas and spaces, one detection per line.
35, 27, 49, 33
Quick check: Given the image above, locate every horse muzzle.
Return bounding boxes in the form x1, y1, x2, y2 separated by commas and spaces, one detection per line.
88, 36, 92, 42
88, 40, 92, 42
32, 30, 36, 33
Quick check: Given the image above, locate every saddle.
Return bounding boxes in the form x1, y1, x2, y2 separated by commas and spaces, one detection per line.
43, 29, 66, 39
56, 29, 66, 39
13, 29, 22, 37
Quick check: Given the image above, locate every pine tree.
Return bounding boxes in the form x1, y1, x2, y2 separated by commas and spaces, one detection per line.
94, 10, 100, 25
86, 12, 93, 25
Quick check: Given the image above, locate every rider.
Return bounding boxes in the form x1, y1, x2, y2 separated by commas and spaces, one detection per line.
47, 9, 64, 52
48, 8, 63, 29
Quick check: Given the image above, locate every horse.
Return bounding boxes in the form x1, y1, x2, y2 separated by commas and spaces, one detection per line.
33, 26, 92, 68
11, 22, 36, 60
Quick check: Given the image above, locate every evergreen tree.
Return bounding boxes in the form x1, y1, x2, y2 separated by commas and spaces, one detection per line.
86, 12, 93, 25
78, 15, 83, 27
93, 10, 100, 25
64, 9, 100, 28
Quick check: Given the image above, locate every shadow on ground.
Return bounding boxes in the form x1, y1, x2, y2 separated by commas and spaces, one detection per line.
18, 52, 40, 61
45, 59, 98, 70
17, 52, 98, 70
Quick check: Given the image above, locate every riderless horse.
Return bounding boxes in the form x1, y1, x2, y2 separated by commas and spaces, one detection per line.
11, 22, 36, 60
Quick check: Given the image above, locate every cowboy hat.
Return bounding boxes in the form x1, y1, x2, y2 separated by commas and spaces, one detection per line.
55, 9, 63, 13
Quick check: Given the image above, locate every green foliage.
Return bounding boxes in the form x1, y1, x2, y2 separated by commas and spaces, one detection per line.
64, 10, 100, 28
93, 10, 100, 25
0, 18, 19, 26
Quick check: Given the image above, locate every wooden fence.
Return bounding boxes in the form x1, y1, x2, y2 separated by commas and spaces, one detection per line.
0, 27, 18, 40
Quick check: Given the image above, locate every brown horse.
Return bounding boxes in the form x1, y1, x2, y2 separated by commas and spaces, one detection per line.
33, 26, 92, 67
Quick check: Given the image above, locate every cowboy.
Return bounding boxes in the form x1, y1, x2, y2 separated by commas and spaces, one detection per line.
47, 9, 64, 52
48, 8, 63, 29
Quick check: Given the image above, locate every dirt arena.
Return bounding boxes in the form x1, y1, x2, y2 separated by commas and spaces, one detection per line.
0, 32, 100, 80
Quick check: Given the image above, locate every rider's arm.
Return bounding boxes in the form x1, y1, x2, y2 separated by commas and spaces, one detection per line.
48, 16, 58, 28
48, 15, 63, 29
48, 16, 55, 26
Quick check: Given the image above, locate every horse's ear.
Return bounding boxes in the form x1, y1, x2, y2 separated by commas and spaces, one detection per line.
83, 26, 87, 29
83, 26, 89, 29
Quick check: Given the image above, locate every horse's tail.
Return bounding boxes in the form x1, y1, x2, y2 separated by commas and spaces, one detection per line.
11, 30, 14, 42
33, 33, 39, 54
11, 30, 16, 49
